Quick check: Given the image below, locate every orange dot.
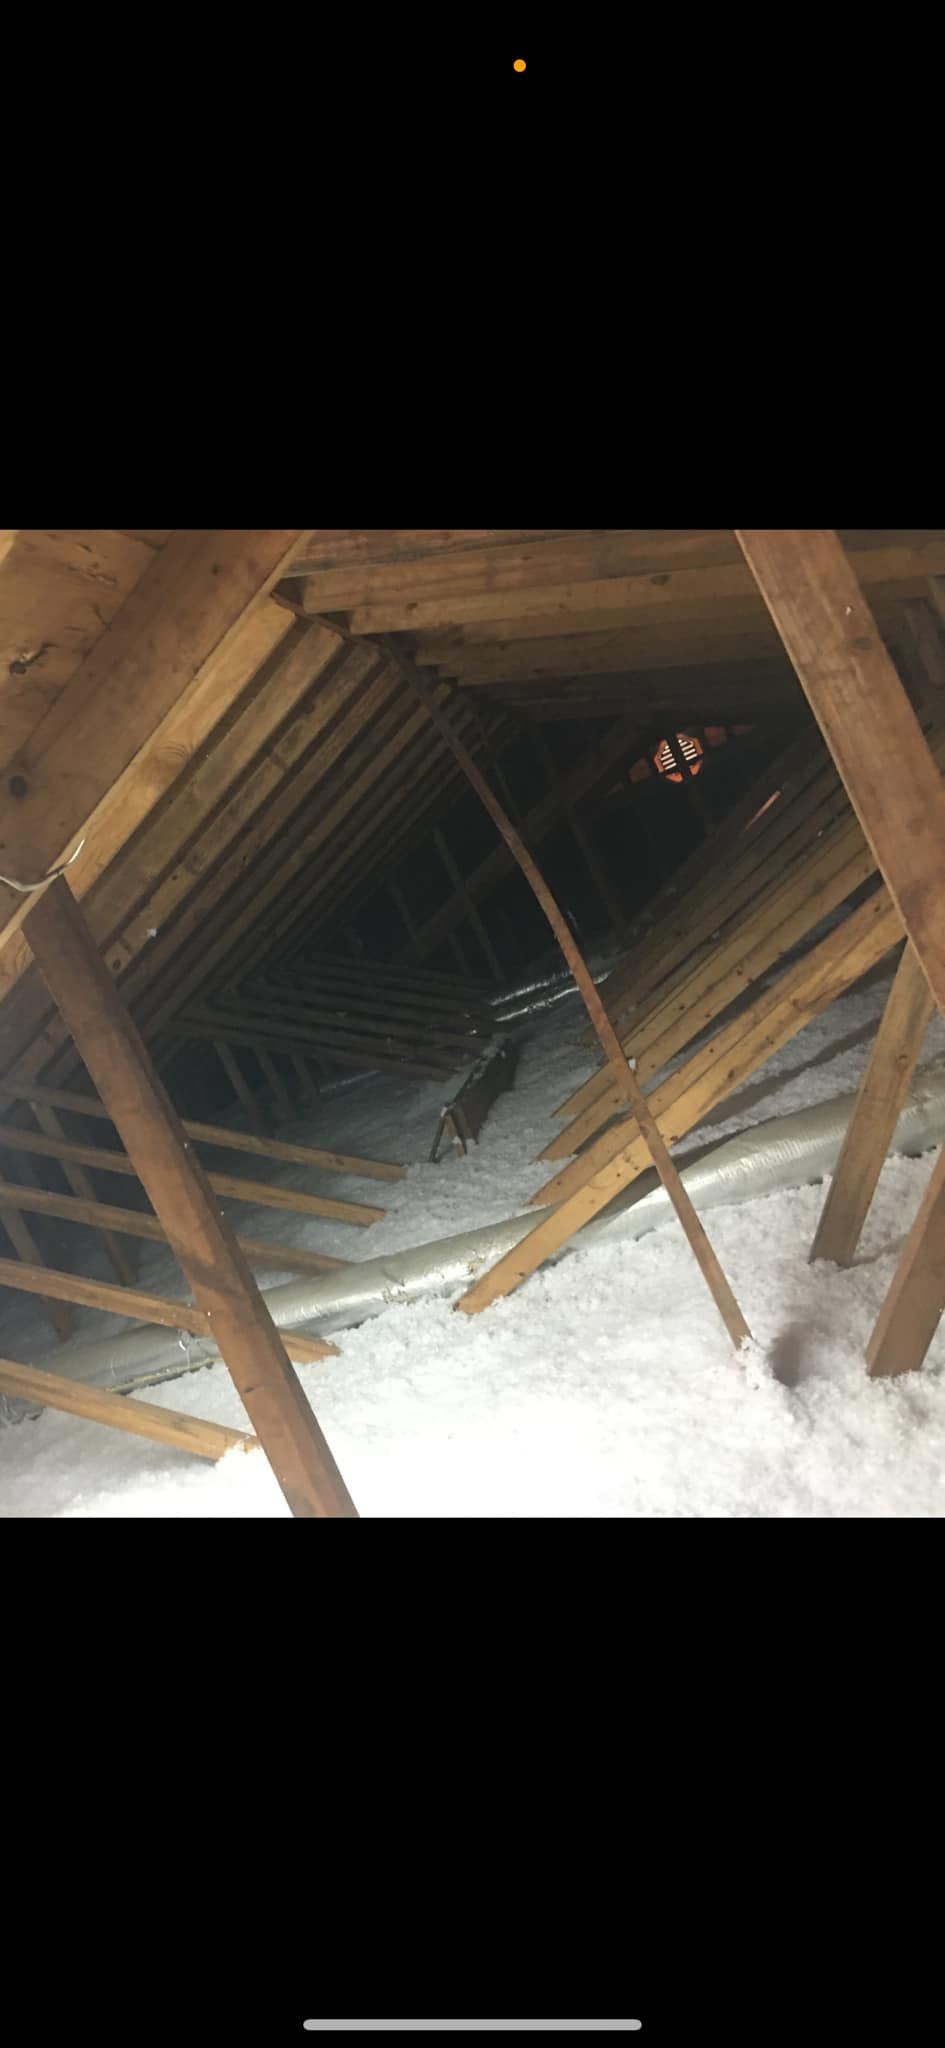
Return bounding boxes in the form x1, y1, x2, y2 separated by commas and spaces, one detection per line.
513, 57, 526, 72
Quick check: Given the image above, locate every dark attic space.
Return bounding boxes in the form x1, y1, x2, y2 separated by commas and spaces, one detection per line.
3, 528, 945, 1517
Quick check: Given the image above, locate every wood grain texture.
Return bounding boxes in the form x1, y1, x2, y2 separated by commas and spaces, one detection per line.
0, 1354, 257, 1461
810, 944, 934, 1267
25, 880, 354, 1517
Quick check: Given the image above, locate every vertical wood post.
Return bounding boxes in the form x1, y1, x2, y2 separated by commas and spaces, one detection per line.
25, 879, 357, 1519
865, 1145, 945, 1378
810, 944, 934, 1266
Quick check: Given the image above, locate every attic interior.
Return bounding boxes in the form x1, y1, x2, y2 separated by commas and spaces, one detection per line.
2, 528, 945, 1517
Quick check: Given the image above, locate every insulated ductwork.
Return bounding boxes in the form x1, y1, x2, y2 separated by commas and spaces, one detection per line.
12, 1057, 945, 1408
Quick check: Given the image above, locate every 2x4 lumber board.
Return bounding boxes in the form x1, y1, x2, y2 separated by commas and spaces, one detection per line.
414, 592, 931, 658
0, 530, 311, 954
544, 816, 881, 1168
291, 531, 944, 610
213, 1039, 269, 1140
1, 532, 172, 779
411, 588, 941, 671
395, 713, 645, 965
0, 1080, 404, 1183
0, 1119, 386, 1227
568, 755, 853, 1087
213, 703, 507, 993
216, 986, 488, 1056
252, 710, 518, 976
436, 626, 790, 686
257, 973, 489, 1039
295, 953, 490, 999
810, 944, 934, 1268
99, 639, 392, 1008
903, 599, 945, 701
584, 691, 945, 1043
0, 1175, 349, 1276
0, 595, 300, 1058
589, 724, 830, 1019
386, 641, 750, 1350
458, 890, 902, 1314
736, 531, 945, 1014
130, 671, 456, 1036
25, 879, 356, 1520
278, 962, 485, 1019
17, 650, 400, 1093
172, 1014, 459, 1082
0, 1182, 73, 1340
586, 748, 865, 1051
0, 1253, 331, 1363
342, 542, 945, 638
30, 1099, 138, 1288
0, 1356, 257, 1463
865, 1144, 945, 1378
106, 635, 382, 982
290, 531, 595, 580
92, 618, 361, 979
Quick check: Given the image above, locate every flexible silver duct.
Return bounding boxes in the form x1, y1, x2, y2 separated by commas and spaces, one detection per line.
11, 1055, 944, 1408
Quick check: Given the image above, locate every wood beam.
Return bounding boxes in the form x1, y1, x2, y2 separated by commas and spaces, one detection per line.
25, 879, 357, 1519
0, 1118, 386, 1226
735, 531, 945, 1014
0, 530, 310, 953
0, 1080, 403, 1182
381, 638, 751, 1351
0, 1174, 348, 1279
0, 1356, 257, 1463
0, 1253, 327, 1364
810, 945, 934, 1266
865, 1145, 945, 1378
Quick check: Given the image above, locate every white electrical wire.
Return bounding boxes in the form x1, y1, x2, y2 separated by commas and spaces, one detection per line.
0, 837, 86, 894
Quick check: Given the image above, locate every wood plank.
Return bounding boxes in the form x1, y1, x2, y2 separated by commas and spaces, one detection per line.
543, 819, 876, 1176
457, 890, 902, 1313
289, 530, 945, 607
342, 541, 945, 637
0, 1173, 74, 1340
0, 635, 387, 1089
810, 944, 934, 1267
0, 1355, 257, 1462
0, 597, 298, 1028
0, 1175, 350, 1277
0, 1254, 331, 1364
0, 1081, 404, 1182
736, 531, 945, 1014
865, 1144, 945, 1377
24, 878, 356, 1517
30, 1099, 138, 1288
0, 1119, 386, 1226
173, 1014, 459, 1082
394, 713, 645, 964
0, 530, 311, 953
